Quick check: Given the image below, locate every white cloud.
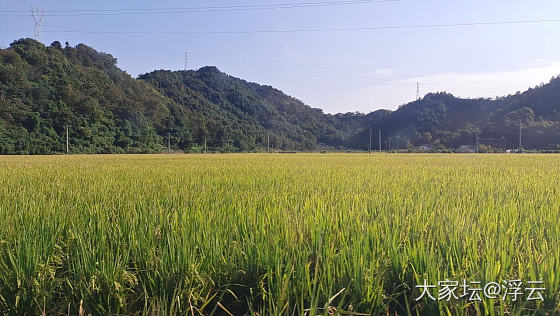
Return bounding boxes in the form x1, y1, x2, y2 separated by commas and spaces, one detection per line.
532, 59, 549, 65
358, 62, 560, 111
365, 68, 397, 79
348, 68, 397, 80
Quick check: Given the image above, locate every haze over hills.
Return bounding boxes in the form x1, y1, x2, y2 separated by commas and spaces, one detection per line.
1, 38, 559, 154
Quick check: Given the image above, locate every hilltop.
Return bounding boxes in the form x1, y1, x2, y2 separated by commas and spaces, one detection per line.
1, 38, 560, 154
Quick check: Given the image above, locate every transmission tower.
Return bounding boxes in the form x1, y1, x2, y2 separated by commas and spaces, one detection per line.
184, 52, 188, 71
31, 5, 46, 42
416, 82, 420, 101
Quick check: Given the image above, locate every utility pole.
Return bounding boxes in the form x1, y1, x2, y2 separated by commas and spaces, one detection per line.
31, 5, 45, 42
475, 133, 478, 153
167, 133, 171, 154
204, 137, 207, 154
416, 82, 420, 101
519, 121, 522, 152
368, 128, 372, 153
66, 125, 70, 155
267, 132, 270, 153
378, 129, 381, 153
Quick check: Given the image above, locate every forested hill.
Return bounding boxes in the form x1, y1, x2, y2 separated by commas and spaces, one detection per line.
0, 38, 192, 154
0, 38, 371, 154
140, 68, 337, 151
350, 78, 560, 151
1, 38, 560, 154
138, 67, 388, 151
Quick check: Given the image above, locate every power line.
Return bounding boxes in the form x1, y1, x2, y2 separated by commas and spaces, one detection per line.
4, 23, 542, 93
91, 32, 530, 93
2, 28, 543, 101
0, 0, 400, 17
0, 25, 497, 93
46, 32, 555, 98
109, 33, 553, 95
2, 18, 559, 34
3, 18, 555, 107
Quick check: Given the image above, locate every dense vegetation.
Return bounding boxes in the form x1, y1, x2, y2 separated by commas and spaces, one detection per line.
354, 87, 560, 151
1, 38, 560, 154
138, 68, 356, 151
0, 38, 193, 154
1, 154, 559, 315
0, 39, 361, 154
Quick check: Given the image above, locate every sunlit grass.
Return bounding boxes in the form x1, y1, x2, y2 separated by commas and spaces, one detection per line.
0, 154, 559, 315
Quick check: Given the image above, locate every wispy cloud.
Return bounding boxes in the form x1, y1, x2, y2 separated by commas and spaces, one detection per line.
356, 68, 397, 79
357, 62, 560, 111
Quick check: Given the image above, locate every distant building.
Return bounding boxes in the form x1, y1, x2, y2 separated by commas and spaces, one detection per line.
417, 145, 433, 151
457, 145, 476, 153
478, 136, 507, 150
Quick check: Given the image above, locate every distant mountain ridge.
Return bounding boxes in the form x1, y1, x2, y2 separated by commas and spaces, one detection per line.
1, 38, 560, 154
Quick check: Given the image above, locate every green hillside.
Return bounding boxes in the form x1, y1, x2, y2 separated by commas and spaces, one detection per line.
2, 38, 560, 154
0, 38, 195, 154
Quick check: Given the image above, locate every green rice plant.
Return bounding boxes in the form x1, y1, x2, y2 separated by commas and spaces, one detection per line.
0, 154, 559, 315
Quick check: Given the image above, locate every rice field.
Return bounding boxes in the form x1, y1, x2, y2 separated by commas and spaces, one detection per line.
0, 154, 559, 315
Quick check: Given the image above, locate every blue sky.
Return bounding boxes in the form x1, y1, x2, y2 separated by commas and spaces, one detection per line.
1, 0, 560, 113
